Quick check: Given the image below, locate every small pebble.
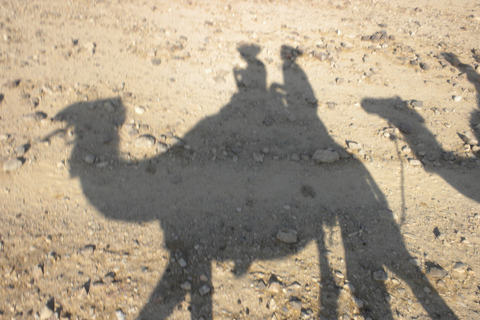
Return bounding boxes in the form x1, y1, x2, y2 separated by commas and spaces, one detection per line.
15, 144, 27, 156
135, 135, 156, 148
353, 297, 364, 308
289, 297, 302, 310
312, 149, 340, 163
452, 95, 462, 102
181, 281, 192, 290
276, 229, 297, 243
178, 258, 187, 268
443, 152, 455, 161
199, 284, 210, 296
3, 158, 23, 172
39, 305, 54, 320
115, 309, 126, 320
410, 100, 423, 108
409, 258, 421, 266
268, 280, 281, 293
420, 62, 430, 70
346, 140, 362, 150
373, 270, 388, 281
427, 267, 448, 278
84, 154, 96, 164
253, 152, 264, 163
452, 261, 467, 273
135, 106, 146, 115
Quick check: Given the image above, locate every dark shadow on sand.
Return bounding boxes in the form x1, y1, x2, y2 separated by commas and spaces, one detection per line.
54, 44, 459, 320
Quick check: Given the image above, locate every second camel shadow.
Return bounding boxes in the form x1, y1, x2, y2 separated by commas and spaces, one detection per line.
54, 44, 458, 320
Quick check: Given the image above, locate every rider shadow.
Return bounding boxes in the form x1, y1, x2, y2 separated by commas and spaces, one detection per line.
54, 44, 458, 319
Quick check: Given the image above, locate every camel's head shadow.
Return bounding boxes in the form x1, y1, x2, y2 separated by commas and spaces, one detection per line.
53, 97, 125, 178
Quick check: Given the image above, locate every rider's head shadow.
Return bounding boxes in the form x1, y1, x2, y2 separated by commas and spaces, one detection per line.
234, 43, 266, 91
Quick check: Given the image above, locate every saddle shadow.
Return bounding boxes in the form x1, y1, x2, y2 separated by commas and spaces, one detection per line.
54, 44, 458, 319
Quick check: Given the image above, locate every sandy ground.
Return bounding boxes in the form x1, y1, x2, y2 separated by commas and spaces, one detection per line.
1, 0, 480, 319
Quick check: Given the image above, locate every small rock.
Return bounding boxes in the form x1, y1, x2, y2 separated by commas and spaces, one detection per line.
115, 309, 126, 320
3, 158, 23, 172
135, 106, 146, 115
452, 261, 467, 273
335, 77, 344, 84
84, 42, 96, 55
408, 159, 422, 166
443, 152, 455, 161
452, 95, 462, 102
181, 281, 192, 290
353, 297, 364, 308
253, 152, 264, 163
135, 135, 156, 148
326, 101, 337, 110
300, 185, 316, 198
420, 62, 430, 70
276, 229, 298, 243
314, 52, 328, 61
400, 123, 412, 134
410, 100, 423, 108
289, 297, 302, 310
151, 58, 161, 66
156, 143, 168, 154
200, 274, 208, 282
33, 265, 43, 279
199, 284, 210, 296
268, 280, 281, 293
436, 279, 447, 288
459, 131, 479, 146
291, 153, 300, 161
178, 258, 187, 268
84, 154, 96, 164
301, 308, 315, 319
256, 279, 267, 289
39, 305, 53, 320
312, 149, 340, 163
409, 258, 421, 266
346, 140, 362, 150
372, 270, 388, 281
288, 281, 302, 290
25, 111, 48, 122
14, 144, 26, 156
402, 145, 412, 153
6, 79, 21, 88
427, 267, 448, 278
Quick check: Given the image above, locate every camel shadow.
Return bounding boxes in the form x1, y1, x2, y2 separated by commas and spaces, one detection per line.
54, 44, 458, 319
361, 95, 480, 205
